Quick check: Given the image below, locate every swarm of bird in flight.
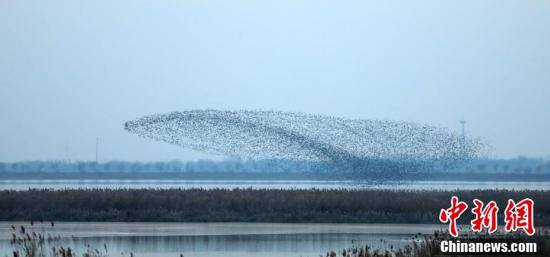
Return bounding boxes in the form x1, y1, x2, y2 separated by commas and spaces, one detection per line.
125, 110, 486, 173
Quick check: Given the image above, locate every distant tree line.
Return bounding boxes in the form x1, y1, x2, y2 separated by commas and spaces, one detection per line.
1, 157, 549, 174
0, 189, 548, 225
0, 159, 320, 173
447, 157, 550, 174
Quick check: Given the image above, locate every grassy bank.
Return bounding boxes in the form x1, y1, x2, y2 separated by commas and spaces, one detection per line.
0, 189, 549, 224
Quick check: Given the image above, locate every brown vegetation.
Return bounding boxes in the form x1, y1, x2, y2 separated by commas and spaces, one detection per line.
0, 189, 548, 225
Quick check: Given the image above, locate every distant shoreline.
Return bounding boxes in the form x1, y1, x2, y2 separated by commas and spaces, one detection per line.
0, 222, 449, 240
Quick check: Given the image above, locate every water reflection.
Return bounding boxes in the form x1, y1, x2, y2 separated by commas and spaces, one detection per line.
1, 232, 414, 257
0, 223, 433, 257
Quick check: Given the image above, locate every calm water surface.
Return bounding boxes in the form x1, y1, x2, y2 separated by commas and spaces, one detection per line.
0, 222, 438, 257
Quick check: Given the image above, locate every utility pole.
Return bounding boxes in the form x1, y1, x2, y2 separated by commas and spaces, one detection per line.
460, 120, 466, 156
460, 120, 466, 141
95, 137, 99, 163
65, 144, 70, 163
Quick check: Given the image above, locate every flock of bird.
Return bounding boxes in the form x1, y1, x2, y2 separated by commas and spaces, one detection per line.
124, 110, 486, 173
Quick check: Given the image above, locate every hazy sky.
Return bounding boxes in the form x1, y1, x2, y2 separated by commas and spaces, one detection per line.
1, 1, 549, 162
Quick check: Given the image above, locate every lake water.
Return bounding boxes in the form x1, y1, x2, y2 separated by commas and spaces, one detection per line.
0, 222, 440, 257
0, 179, 549, 191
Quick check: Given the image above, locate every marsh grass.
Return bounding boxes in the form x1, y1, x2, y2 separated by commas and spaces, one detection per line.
1, 189, 549, 225
324, 229, 550, 257
9, 223, 110, 257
